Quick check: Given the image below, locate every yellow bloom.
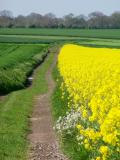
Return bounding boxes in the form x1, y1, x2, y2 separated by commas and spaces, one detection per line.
76, 124, 82, 130
96, 157, 101, 160
99, 146, 109, 156
82, 109, 88, 118
84, 143, 90, 150
58, 44, 120, 159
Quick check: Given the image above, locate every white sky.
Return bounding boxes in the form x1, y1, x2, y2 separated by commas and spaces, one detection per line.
0, 0, 120, 17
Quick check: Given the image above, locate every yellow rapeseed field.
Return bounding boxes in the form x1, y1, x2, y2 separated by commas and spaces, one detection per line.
57, 44, 120, 160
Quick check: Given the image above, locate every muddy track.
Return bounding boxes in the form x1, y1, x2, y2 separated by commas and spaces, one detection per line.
28, 50, 68, 160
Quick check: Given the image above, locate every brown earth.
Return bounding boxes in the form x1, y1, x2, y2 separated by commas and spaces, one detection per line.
0, 95, 5, 101
28, 50, 68, 160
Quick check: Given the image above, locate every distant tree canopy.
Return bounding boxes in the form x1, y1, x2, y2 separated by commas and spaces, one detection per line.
0, 10, 120, 29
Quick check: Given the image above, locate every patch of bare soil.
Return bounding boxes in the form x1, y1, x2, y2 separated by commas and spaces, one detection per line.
28, 52, 68, 160
0, 95, 5, 101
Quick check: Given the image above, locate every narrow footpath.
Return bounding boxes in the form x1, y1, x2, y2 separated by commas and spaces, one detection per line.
28, 51, 68, 160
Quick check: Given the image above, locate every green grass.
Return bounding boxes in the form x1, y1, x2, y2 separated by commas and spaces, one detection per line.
0, 35, 120, 49
0, 28, 120, 49
0, 28, 120, 39
0, 35, 55, 44
0, 35, 82, 44
0, 43, 48, 93
0, 49, 55, 160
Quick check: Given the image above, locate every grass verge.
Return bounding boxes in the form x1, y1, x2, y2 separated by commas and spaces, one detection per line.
52, 67, 89, 160
0, 44, 48, 94
0, 48, 55, 160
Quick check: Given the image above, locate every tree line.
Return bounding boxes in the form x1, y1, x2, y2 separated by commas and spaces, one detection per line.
0, 10, 120, 29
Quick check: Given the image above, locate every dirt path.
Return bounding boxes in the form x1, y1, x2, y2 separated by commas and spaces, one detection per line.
28, 51, 68, 160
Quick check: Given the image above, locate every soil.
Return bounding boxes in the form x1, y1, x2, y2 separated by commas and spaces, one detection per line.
28, 51, 68, 160
0, 95, 5, 101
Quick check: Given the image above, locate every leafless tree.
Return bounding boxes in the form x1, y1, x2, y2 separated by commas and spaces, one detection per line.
0, 10, 120, 29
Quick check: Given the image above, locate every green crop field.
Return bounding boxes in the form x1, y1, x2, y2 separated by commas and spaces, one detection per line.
0, 43, 48, 93
0, 29, 120, 49
0, 28, 120, 39
0, 28, 120, 160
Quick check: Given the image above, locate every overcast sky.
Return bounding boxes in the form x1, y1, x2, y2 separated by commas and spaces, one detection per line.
0, 0, 120, 17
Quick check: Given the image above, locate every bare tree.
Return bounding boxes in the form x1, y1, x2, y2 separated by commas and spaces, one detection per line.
0, 10, 120, 29
43, 13, 58, 28
26, 13, 43, 28
0, 10, 13, 18
88, 11, 109, 29
110, 11, 120, 28
14, 15, 27, 27
63, 13, 74, 28
0, 10, 13, 27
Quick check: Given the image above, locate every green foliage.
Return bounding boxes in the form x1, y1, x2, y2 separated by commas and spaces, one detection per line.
52, 68, 68, 119
0, 44, 48, 93
0, 51, 55, 160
